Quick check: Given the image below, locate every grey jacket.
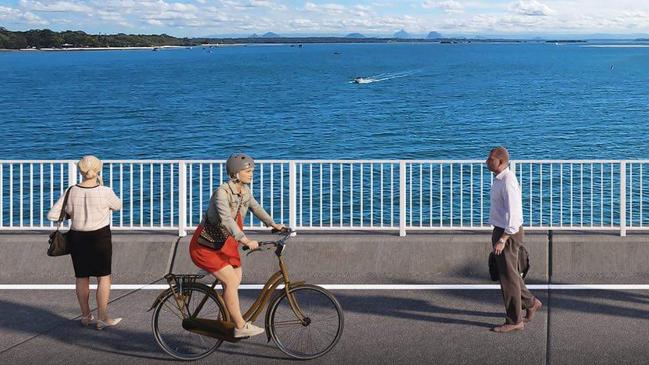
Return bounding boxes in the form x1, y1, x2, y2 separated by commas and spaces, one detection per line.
206, 180, 275, 241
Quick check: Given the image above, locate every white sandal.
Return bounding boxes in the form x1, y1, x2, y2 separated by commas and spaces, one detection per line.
80, 314, 96, 326
96, 317, 122, 330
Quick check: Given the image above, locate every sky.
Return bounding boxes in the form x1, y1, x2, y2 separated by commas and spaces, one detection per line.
1, 0, 649, 38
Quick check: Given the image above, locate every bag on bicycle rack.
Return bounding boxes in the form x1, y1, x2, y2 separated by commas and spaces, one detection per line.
197, 197, 243, 251
47, 187, 73, 257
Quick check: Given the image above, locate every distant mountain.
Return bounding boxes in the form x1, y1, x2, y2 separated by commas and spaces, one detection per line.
393, 29, 410, 39
262, 32, 280, 38
249, 33, 259, 38
345, 33, 366, 38
426, 31, 442, 39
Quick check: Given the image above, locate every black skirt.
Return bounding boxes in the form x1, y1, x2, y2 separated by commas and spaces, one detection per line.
68, 226, 112, 278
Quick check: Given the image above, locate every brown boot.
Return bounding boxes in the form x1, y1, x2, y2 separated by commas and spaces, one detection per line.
492, 322, 524, 333
524, 298, 543, 323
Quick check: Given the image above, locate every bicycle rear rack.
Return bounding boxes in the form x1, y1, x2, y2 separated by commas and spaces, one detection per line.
164, 273, 204, 289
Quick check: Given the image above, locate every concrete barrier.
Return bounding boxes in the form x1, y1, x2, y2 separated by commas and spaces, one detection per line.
0, 232, 175, 284
2, 230, 550, 285
551, 231, 649, 283
5, 230, 649, 285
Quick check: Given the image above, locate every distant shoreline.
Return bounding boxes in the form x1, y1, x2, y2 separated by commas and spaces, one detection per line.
0, 39, 595, 52
0, 44, 245, 52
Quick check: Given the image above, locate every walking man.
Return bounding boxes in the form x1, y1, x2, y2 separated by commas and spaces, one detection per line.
486, 146, 542, 333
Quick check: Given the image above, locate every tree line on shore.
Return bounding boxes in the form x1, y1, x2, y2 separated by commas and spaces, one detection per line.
0, 27, 195, 49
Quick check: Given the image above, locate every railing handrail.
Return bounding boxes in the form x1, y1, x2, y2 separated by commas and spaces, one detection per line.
1, 159, 648, 237
7, 159, 649, 163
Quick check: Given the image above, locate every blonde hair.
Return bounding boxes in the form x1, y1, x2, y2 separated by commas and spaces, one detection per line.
77, 155, 103, 185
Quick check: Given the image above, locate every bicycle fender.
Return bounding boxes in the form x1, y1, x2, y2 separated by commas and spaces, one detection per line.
289, 281, 305, 289
147, 288, 173, 312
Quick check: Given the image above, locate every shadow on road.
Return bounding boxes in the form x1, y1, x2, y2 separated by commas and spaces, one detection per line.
0, 298, 288, 361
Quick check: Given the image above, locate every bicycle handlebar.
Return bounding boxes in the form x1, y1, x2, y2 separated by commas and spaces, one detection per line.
242, 227, 294, 255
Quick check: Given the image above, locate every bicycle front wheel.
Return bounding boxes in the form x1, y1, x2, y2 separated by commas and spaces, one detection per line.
268, 284, 344, 360
152, 284, 225, 361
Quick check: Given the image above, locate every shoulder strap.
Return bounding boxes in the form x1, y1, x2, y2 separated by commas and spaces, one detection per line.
56, 186, 74, 226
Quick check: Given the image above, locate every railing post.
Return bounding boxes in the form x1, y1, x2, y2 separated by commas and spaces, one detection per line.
178, 161, 187, 237
289, 161, 297, 235
68, 161, 77, 187
620, 161, 626, 237
399, 160, 406, 237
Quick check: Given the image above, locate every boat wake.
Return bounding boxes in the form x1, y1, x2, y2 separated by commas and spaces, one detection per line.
350, 70, 419, 84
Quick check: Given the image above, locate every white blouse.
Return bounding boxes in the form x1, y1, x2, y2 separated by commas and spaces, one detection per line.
47, 185, 122, 231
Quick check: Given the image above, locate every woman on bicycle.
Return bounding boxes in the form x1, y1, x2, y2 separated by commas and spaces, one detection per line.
189, 153, 284, 338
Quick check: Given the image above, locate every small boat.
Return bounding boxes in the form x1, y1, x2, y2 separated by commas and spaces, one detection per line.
353, 77, 372, 84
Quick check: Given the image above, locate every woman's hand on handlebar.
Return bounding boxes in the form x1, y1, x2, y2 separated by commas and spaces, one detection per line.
241, 238, 259, 250
271, 223, 285, 232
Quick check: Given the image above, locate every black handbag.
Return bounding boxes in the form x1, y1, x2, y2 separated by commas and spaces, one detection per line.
197, 196, 242, 251
488, 245, 530, 281
47, 187, 73, 257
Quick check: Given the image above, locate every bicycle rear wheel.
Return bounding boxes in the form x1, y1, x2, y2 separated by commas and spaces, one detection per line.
152, 284, 225, 361
268, 284, 344, 359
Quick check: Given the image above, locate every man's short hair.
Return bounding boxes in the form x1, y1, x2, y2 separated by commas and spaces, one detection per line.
490, 146, 509, 163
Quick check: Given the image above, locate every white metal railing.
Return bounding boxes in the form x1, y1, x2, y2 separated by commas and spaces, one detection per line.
1, 160, 647, 237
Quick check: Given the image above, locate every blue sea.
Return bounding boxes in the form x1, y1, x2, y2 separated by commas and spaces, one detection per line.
1, 42, 648, 160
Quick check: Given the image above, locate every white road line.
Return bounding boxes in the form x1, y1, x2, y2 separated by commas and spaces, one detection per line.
2, 284, 649, 290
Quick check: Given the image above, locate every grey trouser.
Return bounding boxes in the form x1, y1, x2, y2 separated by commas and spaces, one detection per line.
492, 226, 535, 324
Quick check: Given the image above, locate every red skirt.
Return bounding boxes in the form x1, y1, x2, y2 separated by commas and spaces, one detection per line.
189, 214, 242, 273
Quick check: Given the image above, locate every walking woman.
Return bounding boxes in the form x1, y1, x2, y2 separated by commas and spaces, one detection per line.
48, 155, 122, 330
189, 153, 284, 338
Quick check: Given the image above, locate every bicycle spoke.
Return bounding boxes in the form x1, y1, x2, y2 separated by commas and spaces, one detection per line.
307, 328, 316, 355
272, 319, 304, 327
310, 324, 337, 340
161, 301, 184, 320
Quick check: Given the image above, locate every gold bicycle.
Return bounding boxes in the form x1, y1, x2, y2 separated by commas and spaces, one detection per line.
149, 228, 344, 361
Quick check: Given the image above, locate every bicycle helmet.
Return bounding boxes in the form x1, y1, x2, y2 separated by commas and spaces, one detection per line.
226, 153, 255, 179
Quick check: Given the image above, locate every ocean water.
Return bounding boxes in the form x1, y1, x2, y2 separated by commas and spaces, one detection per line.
1, 42, 648, 160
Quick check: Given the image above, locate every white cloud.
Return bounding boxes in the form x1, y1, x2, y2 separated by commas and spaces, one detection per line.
289, 18, 319, 29
0, 5, 48, 25
95, 10, 132, 27
4, 0, 649, 36
305, 2, 347, 15
423, 1, 464, 13
19, 0, 93, 13
247, 0, 276, 7
510, 0, 554, 16
219, 0, 285, 11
